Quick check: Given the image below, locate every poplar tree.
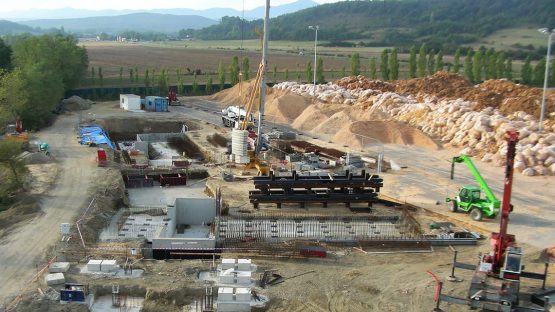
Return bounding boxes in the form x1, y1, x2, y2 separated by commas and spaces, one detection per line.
496, 52, 506, 79
418, 43, 427, 77
453, 49, 461, 74
409, 45, 417, 78
306, 61, 312, 83
427, 50, 435, 75
521, 56, 532, 84
316, 57, 325, 84
230, 56, 240, 85
464, 49, 474, 82
533, 58, 546, 85
242, 57, 250, 80
389, 48, 399, 80
369, 57, 377, 79
473, 50, 482, 83
218, 61, 226, 90
351, 53, 361, 76
505, 58, 513, 81
380, 49, 389, 80
436, 50, 444, 72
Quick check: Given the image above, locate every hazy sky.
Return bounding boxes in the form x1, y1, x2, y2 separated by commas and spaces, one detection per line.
0, 0, 339, 12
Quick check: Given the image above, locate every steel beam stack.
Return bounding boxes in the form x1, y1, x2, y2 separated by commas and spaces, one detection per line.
249, 170, 383, 210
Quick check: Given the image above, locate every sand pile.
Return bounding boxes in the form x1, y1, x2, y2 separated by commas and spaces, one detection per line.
209, 80, 259, 106
264, 90, 311, 123
333, 120, 439, 150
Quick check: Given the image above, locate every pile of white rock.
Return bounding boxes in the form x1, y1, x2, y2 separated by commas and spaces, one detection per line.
273, 81, 555, 176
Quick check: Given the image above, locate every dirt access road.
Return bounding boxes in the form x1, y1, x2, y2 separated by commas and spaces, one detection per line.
0, 113, 99, 302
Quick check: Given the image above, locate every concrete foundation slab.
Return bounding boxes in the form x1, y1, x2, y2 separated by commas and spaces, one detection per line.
49, 262, 70, 273
45, 273, 65, 286
237, 259, 252, 271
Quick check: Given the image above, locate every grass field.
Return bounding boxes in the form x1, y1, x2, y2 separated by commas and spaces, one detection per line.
470, 27, 548, 50
82, 41, 397, 87
81, 36, 533, 88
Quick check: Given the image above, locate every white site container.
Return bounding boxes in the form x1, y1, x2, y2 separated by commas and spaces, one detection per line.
218, 287, 234, 301
120, 94, 141, 110
237, 259, 252, 271
100, 260, 118, 272
235, 288, 251, 302
221, 259, 236, 270
87, 260, 102, 272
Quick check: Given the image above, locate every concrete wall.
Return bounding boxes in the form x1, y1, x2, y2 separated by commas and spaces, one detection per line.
151, 237, 216, 249
136, 133, 183, 143
134, 141, 149, 154
174, 198, 216, 225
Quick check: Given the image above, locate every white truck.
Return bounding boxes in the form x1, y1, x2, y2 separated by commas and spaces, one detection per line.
221, 106, 255, 128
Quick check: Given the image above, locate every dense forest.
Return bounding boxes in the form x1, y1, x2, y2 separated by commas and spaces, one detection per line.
189, 0, 555, 51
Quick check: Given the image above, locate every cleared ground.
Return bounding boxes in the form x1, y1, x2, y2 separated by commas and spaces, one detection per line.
0, 112, 100, 301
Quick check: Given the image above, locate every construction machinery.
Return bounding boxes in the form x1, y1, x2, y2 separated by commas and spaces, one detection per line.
167, 87, 180, 106
229, 0, 270, 176
446, 154, 501, 221
221, 106, 255, 128
434, 130, 552, 312
4, 118, 29, 143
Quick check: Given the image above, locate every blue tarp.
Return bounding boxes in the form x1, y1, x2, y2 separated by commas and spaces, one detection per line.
78, 124, 115, 149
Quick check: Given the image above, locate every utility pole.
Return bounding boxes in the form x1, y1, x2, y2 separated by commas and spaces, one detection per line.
308, 25, 319, 96
538, 28, 554, 132
256, 0, 270, 153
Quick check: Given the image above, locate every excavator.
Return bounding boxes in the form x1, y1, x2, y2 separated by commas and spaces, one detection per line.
4, 118, 29, 143
446, 154, 501, 221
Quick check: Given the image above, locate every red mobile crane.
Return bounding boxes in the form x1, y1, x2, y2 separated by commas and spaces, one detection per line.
435, 130, 552, 312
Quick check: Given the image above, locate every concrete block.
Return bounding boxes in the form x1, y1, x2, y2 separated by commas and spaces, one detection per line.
49, 262, 70, 273
235, 288, 251, 302
87, 260, 102, 272
236, 273, 251, 285
45, 273, 65, 286
218, 287, 234, 301
219, 273, 235, 284
237, 259, 251, 271
221, 258, 236, 270
217, 302, 250, 312
100, 260, 118, 272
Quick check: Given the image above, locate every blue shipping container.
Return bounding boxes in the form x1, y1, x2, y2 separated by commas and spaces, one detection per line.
144, 96, 168, 112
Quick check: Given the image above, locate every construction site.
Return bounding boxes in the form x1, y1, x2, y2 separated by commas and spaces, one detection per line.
1, 3, 555, 312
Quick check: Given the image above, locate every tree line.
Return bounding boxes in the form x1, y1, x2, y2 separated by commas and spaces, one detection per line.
0, 34, 88, 129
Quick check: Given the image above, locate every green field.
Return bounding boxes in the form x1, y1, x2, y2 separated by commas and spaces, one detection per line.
470, 27, 548, 50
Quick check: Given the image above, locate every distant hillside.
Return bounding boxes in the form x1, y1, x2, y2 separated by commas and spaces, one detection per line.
0, 0, 318, 21
195, 0, 555, 47
0, 20, 35, 35
19, 13, 217, 34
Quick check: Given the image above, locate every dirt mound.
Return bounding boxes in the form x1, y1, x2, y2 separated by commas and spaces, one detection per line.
265, 91, 311, 123
335, 76, 395, 92
332, 120, 439, 150
479, 79, 555, 117
61, 95, 94, 111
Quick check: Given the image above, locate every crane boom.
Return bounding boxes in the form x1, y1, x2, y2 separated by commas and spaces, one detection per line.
492, 130, 519, 273
451, 155, 499, 206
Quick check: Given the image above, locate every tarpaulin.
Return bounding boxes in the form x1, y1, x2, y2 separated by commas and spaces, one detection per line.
78, 124, 115, 149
